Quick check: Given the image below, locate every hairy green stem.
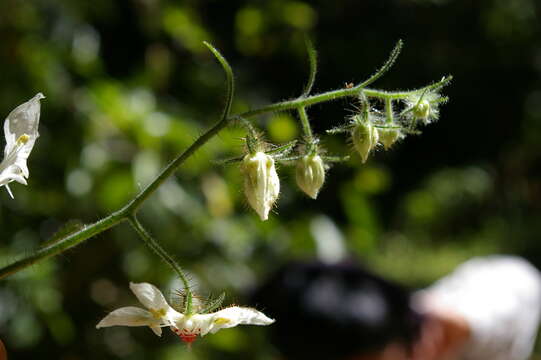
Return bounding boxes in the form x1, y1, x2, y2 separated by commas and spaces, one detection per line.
0, 46, 451, 280
302, 36, 317, 96
385, 98, 394, 123
0, 213, 125, 279
297, 106, 314, 142
238, 76, 451, 118
128, 215, 193, 315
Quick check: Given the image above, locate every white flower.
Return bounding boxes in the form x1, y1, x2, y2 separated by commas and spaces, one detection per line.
96, 282, 275, 343
242, 151, 280, 221
0, 93, 44, 198
171, 305, 275, 344
96, 282, 182, 336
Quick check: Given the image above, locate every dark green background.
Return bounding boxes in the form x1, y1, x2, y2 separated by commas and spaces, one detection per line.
1, 0, 540, 358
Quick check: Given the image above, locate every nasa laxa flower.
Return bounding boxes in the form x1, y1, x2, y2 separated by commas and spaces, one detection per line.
0, 93, 44, 198
242, 151, 280, 221
238, 121, 283, 221
404, 91, 446, 124
378, 98, 402, 150
351, 114, 379, 163
378, 127, 401, 150
96, 282, 274, 344
296, 153, 326, 199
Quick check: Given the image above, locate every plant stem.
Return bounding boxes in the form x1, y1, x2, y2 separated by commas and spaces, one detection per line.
0, 212, 125, 280
0, 75, 452, 280
238, 78, 450, 118
385, 98, 394, 123
297, 107, 313, 142
127, 215, 193, 315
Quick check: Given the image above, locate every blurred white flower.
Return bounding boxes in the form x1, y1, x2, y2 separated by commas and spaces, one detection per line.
96, 282, 274, 344
0, 93, 44, 198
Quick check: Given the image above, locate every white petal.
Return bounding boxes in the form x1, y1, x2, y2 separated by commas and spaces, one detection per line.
96, 306, 158, 328
199, 307, 275, 336
129, 282, 171, 312
0, 166, 27, 187
3, 93, 43, 161
4, 184, 14, 199
150, 326, 163, 337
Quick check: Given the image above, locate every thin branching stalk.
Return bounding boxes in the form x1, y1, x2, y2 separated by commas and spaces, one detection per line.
128, 215, 193, 315
0, 41, 452, 280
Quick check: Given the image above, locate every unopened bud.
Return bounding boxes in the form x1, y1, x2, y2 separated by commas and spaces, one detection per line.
242, 152, 280, 221
412, 99, 430, 121
351, 121, 378, 163
379, 128, 400, 150
296, 154, 325, 199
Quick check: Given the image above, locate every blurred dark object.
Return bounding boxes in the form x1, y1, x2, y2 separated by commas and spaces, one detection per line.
252, 260, 422, 360
0, 338, 6, 360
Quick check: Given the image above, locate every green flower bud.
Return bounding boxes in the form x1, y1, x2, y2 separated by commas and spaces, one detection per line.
351, 121, 378, 163
412, 99, 430, 121
379, 128, 401, 150
296, 154, 325, 199
241, 151, 280, 221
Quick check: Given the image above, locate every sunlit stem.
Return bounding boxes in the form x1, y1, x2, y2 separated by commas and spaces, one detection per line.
385, 98, 394, 124
127, 215, 193, 315
297, 106, 314, 145
239, 117, 260, 154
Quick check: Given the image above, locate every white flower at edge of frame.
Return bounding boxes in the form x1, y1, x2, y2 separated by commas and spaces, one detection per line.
0, 93, 44, 198
96, 282, 275, 344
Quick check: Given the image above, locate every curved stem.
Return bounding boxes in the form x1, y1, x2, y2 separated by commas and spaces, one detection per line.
127, 215, 193, 315
302, 36, 317, 96
356, 39, 403, 89
203, 41, 235, 120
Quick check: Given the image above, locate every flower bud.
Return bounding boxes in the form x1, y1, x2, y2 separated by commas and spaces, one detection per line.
412, 99, 430, 121
351, 121, 378, 163
296, 154, 325, 199
242, 152, 280, 221
379, 128, 401, 150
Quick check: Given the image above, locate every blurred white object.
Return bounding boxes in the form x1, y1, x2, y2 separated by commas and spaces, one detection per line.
310, 215, 347, 264
416, 256, 541, 360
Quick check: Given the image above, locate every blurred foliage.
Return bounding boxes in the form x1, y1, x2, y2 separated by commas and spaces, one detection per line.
0, 0, 541, 359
